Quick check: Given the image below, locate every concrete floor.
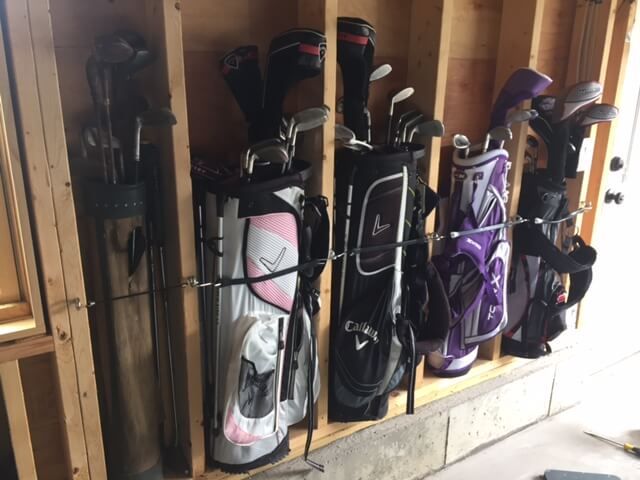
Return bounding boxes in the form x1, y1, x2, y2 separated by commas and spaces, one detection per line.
427, 354, 640, 480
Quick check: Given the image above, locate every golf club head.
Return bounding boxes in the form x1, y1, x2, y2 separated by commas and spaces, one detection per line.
553, 81, 603, 123
94, 33, 135, 64
369, 63, 392, 82
83, 126, 121, 149
453, 134, 470, 150
390, 87, 415, 110
398, 111, 424, 143
578, 103, 618, 127
138, 108, 178, 127
505, 108, 539, 127
252, 143, 289, 166
335, 123, 356, 143
411, 120, 445, 141
533, 95, 556, 119
490, 68, 553, 128
488, 126, 513, 146
292, 106, 330, 133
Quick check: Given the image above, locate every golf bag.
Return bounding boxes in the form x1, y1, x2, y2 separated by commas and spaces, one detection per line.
84, 181, 162, 480
428, 147, 511, 377
502, 171, 596, 358
329, 145, 445, 421
195, 160, 328, 473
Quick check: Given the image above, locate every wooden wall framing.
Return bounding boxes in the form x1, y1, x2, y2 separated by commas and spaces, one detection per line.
0, 0, 633, 478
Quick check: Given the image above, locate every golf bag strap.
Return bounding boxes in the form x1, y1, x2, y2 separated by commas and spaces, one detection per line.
517, 228, 596, 310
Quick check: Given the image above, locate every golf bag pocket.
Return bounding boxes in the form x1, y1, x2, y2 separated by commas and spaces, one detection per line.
244, 212, 299, 313
332, 276, 397, 409
223, 313, 285, 446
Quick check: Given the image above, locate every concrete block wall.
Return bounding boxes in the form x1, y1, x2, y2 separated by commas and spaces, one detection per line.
253, 350, 594, 480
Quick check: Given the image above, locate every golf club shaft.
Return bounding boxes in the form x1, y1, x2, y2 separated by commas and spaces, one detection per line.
101, 66, 118, 183
159, 245, 179, 446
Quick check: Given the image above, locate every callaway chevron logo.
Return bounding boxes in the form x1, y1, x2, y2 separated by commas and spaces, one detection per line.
371, 214, 391, 237
259, 247, 287, 273
345, 320, 379, 352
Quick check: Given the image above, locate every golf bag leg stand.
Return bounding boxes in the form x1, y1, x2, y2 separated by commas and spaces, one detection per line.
85, 182, 163, 480
199, 162, 322, 474
429, 148, 511, 377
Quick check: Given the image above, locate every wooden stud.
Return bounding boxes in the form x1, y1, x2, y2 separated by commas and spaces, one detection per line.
479, 0, 546, 361
297, 0, 338, 430
2, 1, 98, 477
0, 336, 54, 364
406, 0, 453, 385
148, 0, 205, 475
0, 360, 38, 480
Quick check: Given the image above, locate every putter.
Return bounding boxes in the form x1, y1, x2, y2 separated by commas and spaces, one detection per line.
453, 134, 471, 158
386, 87, 415, 144
133, 108, 177, 184
95, 34, 135, 184
490, 68, 553, 129
548, 80, 603, 183
408, 119, 445, 143
335, 124, 373, 151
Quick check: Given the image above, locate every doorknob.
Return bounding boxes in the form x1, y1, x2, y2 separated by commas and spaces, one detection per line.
604, 189, 624, 205
610, 156, 624, 172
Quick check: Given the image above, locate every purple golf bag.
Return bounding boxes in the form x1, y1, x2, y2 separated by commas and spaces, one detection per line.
329, 145, 445, 421
193, 159, 328, 473
429, 147, 511, 377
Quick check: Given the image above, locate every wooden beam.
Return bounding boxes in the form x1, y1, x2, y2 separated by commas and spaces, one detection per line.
297, 0, 338, 430
150, 0, 205, 475
406, 0, 453, 385
582, 0, 637, 245
0, 360, 38, 480
2, 1, 98, 477
0, 336, 54, 364
480, 0, 546, 361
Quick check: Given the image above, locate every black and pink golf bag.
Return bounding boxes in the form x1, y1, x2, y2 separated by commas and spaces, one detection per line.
428, 147, 511, 377
193, 159, 328, 473
329, 145, 445, 421
502, 171, 596, 358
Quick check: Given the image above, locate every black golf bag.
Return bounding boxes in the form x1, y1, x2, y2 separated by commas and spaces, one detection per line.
194, 159, 328, 473
329, 145, 444, 422
503, 171, 597, 358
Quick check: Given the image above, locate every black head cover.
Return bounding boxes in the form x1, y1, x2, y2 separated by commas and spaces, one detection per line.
114, 30, 156, 77
337, 17, 376, 140
220, 45, 263, 130
94, 33, 135, 64
259, 29, 327, 140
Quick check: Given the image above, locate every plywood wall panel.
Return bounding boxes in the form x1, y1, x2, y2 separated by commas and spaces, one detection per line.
537, 0, 578, 94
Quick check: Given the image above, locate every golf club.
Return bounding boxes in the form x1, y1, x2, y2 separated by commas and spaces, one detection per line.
86, 56, 110, 183
408, 119, 445, 143
386, 87, 415, 144
505, 108, 539, 128
242, 138, 288, 177
95, 33, 136, 184
133, 108, 177, 184
402, 113, 427, 144
548, 80, 603, 183
453, 134, 471, 158
369, 63, 392, 83
393, 110, 421, 145
285, 106, 330, 161
335, 124, 373, 150
83, 126, 125, 180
